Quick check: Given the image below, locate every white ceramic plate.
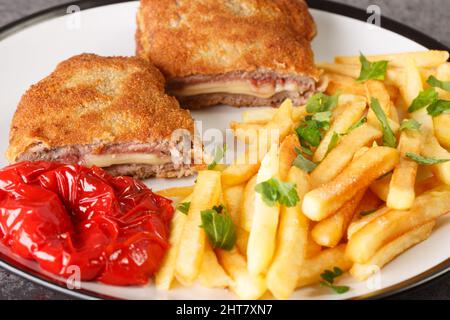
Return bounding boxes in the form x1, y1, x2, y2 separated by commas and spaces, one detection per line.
0, 0, 448, 300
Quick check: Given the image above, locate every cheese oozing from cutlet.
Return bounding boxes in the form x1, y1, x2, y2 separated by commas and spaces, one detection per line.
84, 153, 172, 168
169, 80, 306, 98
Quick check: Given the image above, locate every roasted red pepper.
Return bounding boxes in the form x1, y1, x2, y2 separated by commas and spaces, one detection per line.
0, 161, 173, 285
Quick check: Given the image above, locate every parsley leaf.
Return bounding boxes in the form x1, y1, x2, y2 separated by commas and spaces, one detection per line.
325, 132, 340, 156
399, 119, 421, 131
344, 116, 367, 135
427, 99, 450, 117
255, 178, 299, 207
320, 267, 349, 294
200, 204, 236, 250
427, 75, 450, 91
408, 88, 439, 113
320, 282, 350, 294
405, 152, 450, 165
306, 92, 339, 113
177, 202, 190, 215
293, 147, 317, 173
370, 97, 397, 148
208, 144, 227, 170
356, 53, 388, 82
300, 144, 314, 156
295, 118, 323, 147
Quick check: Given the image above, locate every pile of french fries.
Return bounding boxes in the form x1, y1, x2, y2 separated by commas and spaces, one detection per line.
155, 50, 450, 299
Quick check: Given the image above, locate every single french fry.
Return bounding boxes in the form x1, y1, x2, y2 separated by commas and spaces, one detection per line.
387, 130, 422, 210
389, 103, 400, 124
265, 99, 295, 139
306, 235, 322, 258
350, 221, 435, 281
415, 176, 443, 195
402, 57, 435, 131
266, 167, 311, 299
317, 62, 360, 78
241, 106, 307, 125
335, 51, 449, 68
432, 63, 450, 149
240, 175, 256, 232
355, 189, 383, 214
236, 226, 249, 256
434, 114, 450, 149
242, 108, 276, 124
222, 149, 260, 187
223, 184, 245, 224
296, 244, 352, 288
311, 124, 382, 187
198, 242, 230, 288
318, 62, 402, 85
352, 146, 370, 160
369, 172, 391, 202
346, 186, 450, 263
155, 194, 192, 290
216, 248, 267, 300
365, 80, 394, 128
175, 171, 222, 284
422, 133, 450, 185
435, 62, 450, 100
279, 134, 301, 181
325, 73, 366, 96
303, 146, 399, 221
240, 99, 294, 145
313, 98, 367, 162
156, 186, 194, 199
386, 84, 400, 103
247, 144, 280, 275
311, 189, 365, 248
347, 206, 391, 239
231, 122, 265, 143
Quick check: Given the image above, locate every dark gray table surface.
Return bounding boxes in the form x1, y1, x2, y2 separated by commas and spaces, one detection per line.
0, 0, 449, 300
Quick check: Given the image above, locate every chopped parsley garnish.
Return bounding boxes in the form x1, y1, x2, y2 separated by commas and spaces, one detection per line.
325, 132, 340, 156
296, 117, 324, 147
427, 75, 450, 91
207, 144, 227, 170
255, 178, 299, 207
177, 202, 190, 215
405, 152, 450, 165
306, 92, 339, 113
200, 204, 236, 250
427, 99, 450, 117
343, 116, 367, 135
320, 267, 350, 294
293, 147, 317, 173
399, 119, 421, 131
356, 53, 388, 82
408, 88, 439, 113
407, 77, 450, 117
370, 97, 397, 148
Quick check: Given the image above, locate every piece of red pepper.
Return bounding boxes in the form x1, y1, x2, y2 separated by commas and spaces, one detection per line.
0, 161, 173, 285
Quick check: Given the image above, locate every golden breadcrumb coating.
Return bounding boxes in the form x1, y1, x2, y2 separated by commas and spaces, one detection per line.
136, 0, 319, 79
7, 53, 194, 162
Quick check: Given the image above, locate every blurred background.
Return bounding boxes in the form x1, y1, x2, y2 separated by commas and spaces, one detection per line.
0, 0, 449, 300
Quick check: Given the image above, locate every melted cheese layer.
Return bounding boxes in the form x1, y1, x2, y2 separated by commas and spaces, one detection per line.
170, 80, 302, 98
85, 153, 171, 168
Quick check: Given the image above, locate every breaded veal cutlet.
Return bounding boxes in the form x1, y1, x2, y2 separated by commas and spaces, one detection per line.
136, 0, 324, 109
7, 53, 198, 179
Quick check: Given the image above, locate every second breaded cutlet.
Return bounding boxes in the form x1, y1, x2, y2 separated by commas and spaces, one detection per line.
136, 0, 323, 109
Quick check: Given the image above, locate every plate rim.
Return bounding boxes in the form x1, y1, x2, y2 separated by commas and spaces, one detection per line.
0, 0, 449, 301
